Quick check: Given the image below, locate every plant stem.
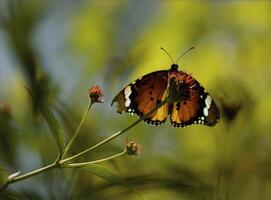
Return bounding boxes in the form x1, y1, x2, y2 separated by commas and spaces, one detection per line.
4, 150, 126, 188
7, 162, 57, 185
66, 150, 127, 168
3, 97, 169, 189
60, 97, 169, 163
62, 100, 93, 158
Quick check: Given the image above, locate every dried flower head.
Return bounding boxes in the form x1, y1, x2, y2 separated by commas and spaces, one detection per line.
214, 77, 253, 124
0, 102, 12, 117
88, 85, 104, 103
126, 140, 141, 155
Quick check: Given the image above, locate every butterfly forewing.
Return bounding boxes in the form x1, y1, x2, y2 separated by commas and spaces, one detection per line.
111, 70, 169, 126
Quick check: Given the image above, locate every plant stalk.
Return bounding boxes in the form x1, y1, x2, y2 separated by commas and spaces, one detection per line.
60, 97, 169, 163
7, 162, 57, 185
4, 97, 169, 190
62, 100, 93, 158
66, 150, 127, 168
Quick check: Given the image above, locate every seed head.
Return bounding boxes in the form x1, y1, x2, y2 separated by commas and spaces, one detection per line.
0, 102, 12, 117
126, 140, 141, 155
88, 85, 104, 103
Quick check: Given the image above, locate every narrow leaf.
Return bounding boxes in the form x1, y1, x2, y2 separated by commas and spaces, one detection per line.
7, 171, 21, 181
0, 167, 8, 190
82, 164, 146, 199
40, 107, 65, 153
83, 164, 124, 183
23, 86, 65, 153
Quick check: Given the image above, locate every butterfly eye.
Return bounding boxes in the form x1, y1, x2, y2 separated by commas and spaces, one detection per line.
170, 64, 178, 71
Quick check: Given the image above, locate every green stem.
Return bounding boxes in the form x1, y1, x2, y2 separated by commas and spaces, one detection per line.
3, 97, 169, 190
66, 150, 127, 168
3, 150, 126, 188
62, 100, 93, 158
7, 162, 57, 185
60, 97, 169, 163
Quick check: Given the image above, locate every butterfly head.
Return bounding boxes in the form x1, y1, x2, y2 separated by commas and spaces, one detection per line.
170, 64, 179, 71
161, 47, 195, 72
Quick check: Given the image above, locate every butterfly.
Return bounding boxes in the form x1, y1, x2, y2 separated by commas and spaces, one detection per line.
111, 48, 220, 128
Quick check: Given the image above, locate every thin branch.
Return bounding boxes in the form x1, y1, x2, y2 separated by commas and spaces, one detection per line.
3, 96, 169, 190
60, 97, 169, 164
66, 150, 127, 168
7, 162, 57, 185
62, 100, 93, 158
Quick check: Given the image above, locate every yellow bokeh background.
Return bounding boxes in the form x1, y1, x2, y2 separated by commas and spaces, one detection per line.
0, 1, 271, 199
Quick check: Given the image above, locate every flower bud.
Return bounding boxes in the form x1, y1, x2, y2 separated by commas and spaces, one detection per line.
126, 140, 141, 155
88, 86, 104, 103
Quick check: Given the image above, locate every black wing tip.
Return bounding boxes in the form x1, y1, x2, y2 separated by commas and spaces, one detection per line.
207, 118, 220, 126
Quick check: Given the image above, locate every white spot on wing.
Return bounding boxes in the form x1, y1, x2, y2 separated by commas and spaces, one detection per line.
124, 86, 132, 107
124, 86, 132, 99
203, 107, 208, 116
205, 95, 212, 109
125, 98, 131, 107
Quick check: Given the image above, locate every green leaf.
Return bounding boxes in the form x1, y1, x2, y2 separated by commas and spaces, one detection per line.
83, 164, 124, 184
23, 86, 65, 154
40, 107, 65, 154
0, 167, 8, 190
82, 164, 146, 199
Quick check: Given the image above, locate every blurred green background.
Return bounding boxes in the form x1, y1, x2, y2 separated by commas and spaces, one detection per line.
0, 1, 271, 199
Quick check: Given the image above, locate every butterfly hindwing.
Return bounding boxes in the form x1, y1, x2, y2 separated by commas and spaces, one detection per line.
111, 70, 169, 126
170, 78, 219, 128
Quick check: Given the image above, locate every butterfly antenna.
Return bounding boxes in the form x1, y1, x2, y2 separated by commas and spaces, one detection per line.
175, 46, 195, 64
160, 47, 174, 64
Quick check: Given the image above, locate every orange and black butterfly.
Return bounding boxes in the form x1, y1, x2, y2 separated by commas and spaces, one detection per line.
111, 48, 219, 128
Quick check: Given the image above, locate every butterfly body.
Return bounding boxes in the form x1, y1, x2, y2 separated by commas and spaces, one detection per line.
111, 64, 219, 128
